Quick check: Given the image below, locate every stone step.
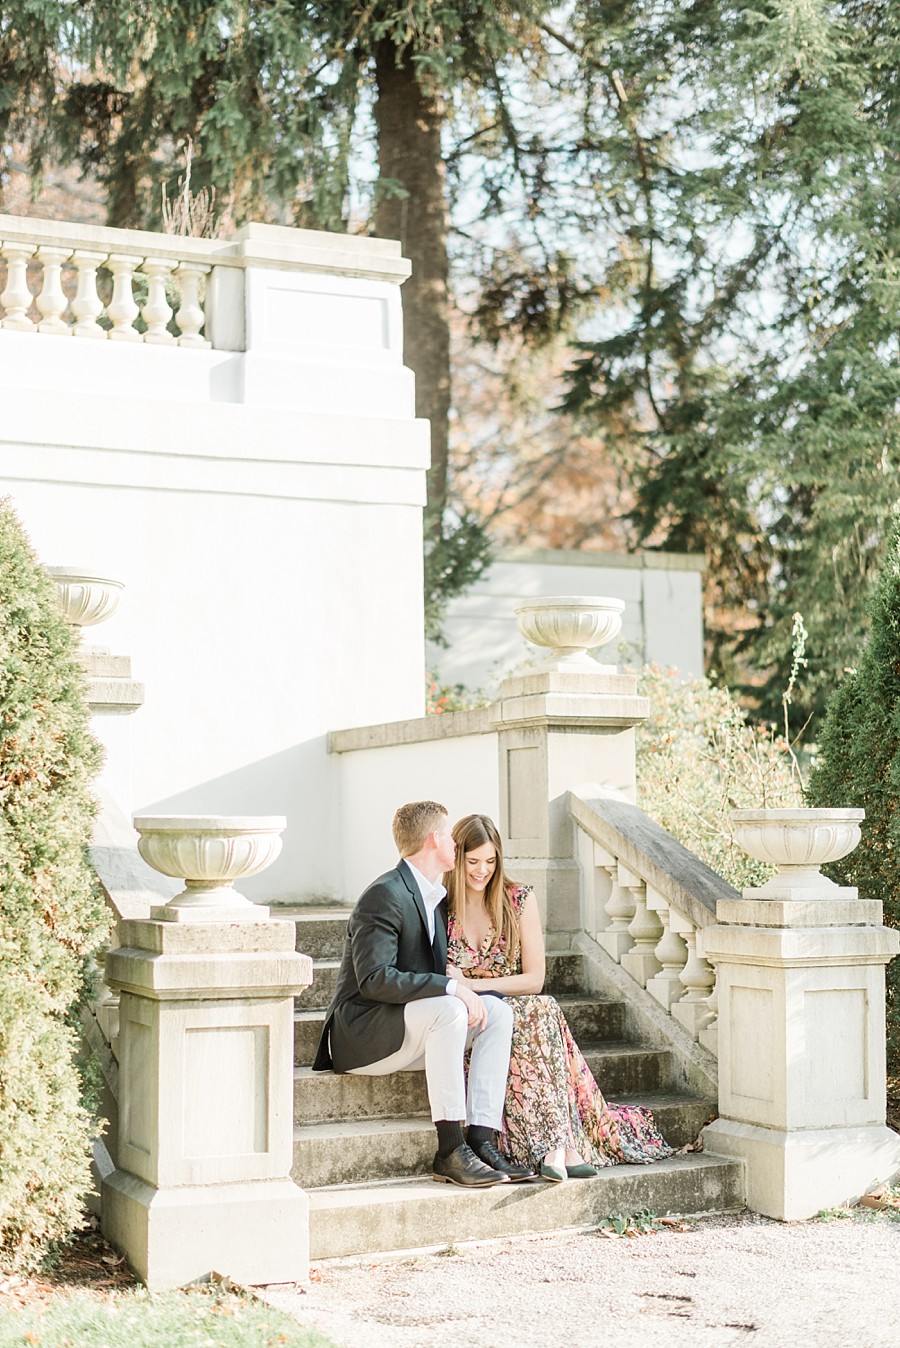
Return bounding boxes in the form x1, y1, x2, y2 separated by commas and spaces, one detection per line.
297, 951, 590, 1013
293, 994, 628, 1066
307, 1154, 745, 1260
295, 1065, 428, 1123
294, 1045, 674, 1124
282, 912, 586, 983
285, 907, 351, 961
296, 959, 340, 1010
292, 1093, 714, 1188
544, 952, 587, 994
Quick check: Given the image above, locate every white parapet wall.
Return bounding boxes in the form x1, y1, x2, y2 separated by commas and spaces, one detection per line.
0, 216, 429, 903
329, 711, 499, 901
430, 547, 706, 692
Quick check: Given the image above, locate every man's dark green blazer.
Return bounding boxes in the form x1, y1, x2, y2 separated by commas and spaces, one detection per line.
313, 859, 450, 1073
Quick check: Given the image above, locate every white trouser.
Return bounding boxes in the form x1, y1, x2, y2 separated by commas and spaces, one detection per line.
348, 994, 513, 1126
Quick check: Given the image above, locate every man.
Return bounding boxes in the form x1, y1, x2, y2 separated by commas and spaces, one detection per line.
313, 800, 534, 1186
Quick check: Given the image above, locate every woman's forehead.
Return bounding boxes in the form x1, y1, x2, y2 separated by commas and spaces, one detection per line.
466, 842, 497, 861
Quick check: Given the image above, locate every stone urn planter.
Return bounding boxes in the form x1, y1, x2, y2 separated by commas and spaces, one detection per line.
45, 565, 124, 631
730, 807, 864, 899
133, 814, 286, 922
513, 595, 625, 670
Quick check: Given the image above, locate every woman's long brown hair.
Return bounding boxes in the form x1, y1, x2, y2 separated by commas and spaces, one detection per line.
445, 814, 520, 964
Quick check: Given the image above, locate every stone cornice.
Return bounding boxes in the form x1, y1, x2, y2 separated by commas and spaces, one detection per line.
328, 707, 495, 753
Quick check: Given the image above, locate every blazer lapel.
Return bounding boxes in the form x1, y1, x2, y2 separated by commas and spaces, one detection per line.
397, 859, 430, 940
398, 860, 448, 973
433, 899, 449, 974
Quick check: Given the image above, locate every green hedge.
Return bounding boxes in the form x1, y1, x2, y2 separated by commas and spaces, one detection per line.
0, 500, 111, 1271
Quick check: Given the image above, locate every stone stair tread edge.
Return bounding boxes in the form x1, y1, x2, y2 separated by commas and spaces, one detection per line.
307, 1152, 741, 1203
293, 1088, 711, 1133
305, 1153, 746, 1259
294, 1041, 669, 1075
293, 1114, 431, 1141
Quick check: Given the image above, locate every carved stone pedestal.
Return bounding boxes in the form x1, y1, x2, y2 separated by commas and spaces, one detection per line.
703, 866, 900, 1219
101, 918, 312, 1289
496, 666, 649, 944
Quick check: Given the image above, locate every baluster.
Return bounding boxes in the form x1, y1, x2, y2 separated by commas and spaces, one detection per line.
591, 842, 616, 937
671, 930, 716, 1038
596, 861, 636, 963
175, 262, 211, 347
107, 255, 141, 341
698, 969, 719, 1057
87, 953, 121, 1057
71, 250, 108, 338
141, 257, 176, 343
621, 882, 663, 986
35, 246, 72, 334
645, 903, 688, 1009
0, 243, 37, 331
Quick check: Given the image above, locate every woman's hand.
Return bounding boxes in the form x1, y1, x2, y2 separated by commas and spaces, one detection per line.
446, 964, 482, 991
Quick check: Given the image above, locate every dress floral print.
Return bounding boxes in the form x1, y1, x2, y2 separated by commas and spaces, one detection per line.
447, 884, 674, 1169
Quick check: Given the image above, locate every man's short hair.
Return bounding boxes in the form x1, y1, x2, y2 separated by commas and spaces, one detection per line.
392, 801, 448, 856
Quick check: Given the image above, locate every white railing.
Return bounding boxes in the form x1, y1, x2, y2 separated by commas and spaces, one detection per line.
570, 789, 735, 1058
0, 215, 227, 346
0, 212, 410, 351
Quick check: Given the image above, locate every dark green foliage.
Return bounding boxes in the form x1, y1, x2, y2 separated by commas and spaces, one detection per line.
0, 974, 99, 1273
0, 499, 111, 1272
807, 510, 900, 1067
555, 1, 900, 723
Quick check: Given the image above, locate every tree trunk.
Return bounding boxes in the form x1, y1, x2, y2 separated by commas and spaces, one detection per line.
374, 39, 450, 537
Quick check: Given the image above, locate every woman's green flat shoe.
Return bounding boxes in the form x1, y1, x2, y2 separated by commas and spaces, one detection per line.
539, 1161, 567, 1183
565, 1162, 599, 1178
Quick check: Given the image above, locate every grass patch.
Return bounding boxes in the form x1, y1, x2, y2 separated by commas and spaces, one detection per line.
0, 1283, 334, 1348
816, 1184, 900, 1225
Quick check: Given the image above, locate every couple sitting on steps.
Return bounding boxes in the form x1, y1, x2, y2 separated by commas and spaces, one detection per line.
313, 800, 672, 1187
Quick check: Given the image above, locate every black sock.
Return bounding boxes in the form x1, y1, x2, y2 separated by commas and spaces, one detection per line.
435, 1120, 465, 1157
466, 1125, 494, 1151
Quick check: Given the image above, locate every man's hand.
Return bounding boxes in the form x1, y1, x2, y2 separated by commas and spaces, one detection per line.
454, 981, 488, 1029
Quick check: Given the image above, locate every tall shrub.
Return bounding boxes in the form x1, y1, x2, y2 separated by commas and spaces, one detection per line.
807, 511, 900, 1066
0, 500, 110, 1272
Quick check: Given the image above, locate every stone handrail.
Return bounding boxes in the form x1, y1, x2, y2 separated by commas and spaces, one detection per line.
569, 789, 738, 1058
0, 213, 409, 348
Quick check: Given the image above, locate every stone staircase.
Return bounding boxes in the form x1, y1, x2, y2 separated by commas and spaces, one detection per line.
286, 907, 745, 1260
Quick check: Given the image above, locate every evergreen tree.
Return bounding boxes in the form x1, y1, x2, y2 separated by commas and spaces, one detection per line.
4, 3, 900, 690
0, 2, 556, 550
553, 1, 900, 719
0, 500, 110, 1271
807, 509, 900, 1065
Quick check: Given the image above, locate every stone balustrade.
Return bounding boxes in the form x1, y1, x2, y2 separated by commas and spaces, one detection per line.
0, 211, 410, 352
569, 790, 734, 1060
0, 215, 222, 345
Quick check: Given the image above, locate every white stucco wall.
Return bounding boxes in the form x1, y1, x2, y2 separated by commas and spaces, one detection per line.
0, 221, 428, 903
333, 727, 500, 901
429, 548, 705, 693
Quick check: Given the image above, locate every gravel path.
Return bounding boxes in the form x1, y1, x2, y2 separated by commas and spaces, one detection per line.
261, 1211, 900, 1348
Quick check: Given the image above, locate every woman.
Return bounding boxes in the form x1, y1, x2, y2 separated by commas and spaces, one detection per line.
445, 813, 673, 1181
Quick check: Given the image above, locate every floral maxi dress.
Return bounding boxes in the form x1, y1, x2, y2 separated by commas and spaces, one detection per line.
447, 885, 674, 1169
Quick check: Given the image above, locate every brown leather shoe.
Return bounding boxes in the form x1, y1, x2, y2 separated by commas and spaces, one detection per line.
432, 1143, 510, 1187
